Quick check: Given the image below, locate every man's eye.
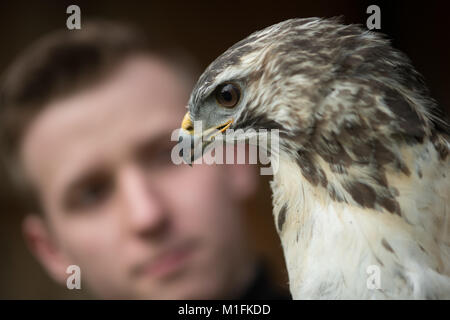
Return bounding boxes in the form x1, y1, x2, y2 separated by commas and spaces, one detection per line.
67, 179, 112, 210
155, 145, 176, 164
140, 143, 177, 167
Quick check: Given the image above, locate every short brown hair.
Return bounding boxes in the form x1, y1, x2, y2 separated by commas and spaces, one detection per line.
0, 20, 196, 213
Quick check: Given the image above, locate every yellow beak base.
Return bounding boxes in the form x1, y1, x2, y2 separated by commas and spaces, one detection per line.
181, 112, 194, 134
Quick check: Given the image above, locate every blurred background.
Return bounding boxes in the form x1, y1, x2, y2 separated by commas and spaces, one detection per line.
0, 0, 448, 299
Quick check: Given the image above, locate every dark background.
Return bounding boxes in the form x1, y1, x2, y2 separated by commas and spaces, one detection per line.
0, 0, 448, 299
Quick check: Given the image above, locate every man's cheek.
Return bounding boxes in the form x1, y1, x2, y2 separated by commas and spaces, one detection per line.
57, 222, 116, 265
160, 167, 222, 204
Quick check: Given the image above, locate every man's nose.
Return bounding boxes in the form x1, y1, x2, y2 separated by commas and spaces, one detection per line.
119, 166, 168, 234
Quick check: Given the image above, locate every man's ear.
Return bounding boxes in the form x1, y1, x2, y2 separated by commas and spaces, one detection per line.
22, 214, 71, 284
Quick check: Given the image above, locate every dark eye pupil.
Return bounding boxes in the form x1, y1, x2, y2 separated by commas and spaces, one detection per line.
215, 83, 240, 108
221, 90, 233, 101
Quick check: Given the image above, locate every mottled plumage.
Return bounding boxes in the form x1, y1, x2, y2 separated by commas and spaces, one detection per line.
180, 17, 450, 299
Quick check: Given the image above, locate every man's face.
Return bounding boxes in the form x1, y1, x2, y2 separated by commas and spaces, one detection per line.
21, 56, 255, 299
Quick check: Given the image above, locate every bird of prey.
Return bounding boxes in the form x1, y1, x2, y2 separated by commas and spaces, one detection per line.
178, 17, 450, 299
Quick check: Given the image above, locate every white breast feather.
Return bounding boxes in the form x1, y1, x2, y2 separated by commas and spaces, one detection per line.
271, 140, 450, 299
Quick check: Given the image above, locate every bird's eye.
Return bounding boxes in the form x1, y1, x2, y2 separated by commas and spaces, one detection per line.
215, 83, 241, 108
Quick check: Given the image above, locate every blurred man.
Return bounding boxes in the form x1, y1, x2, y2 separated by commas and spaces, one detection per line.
0, 21, 289, 299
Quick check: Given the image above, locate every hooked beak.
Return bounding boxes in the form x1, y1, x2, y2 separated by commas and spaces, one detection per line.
178, 112, 233, 165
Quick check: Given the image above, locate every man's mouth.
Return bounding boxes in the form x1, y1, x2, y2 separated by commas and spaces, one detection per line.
135, 240, 198, 280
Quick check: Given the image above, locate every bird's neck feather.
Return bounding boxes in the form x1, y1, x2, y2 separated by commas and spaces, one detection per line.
270, 137, 449, 298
